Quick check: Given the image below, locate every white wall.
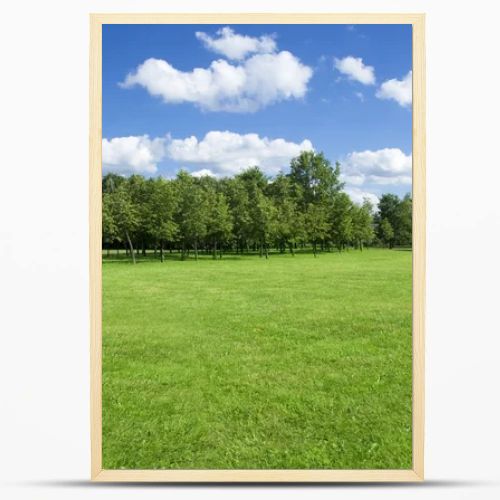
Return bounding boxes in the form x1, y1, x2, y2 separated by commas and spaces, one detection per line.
1, 1, 499, 499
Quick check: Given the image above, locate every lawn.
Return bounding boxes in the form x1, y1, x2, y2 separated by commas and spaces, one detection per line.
102, 248, 412, 469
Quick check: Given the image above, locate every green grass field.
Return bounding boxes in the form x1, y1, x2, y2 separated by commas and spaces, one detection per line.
102, 248, 412, 469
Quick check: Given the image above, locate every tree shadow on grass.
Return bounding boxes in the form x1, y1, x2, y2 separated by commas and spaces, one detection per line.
102, 252, 322, 264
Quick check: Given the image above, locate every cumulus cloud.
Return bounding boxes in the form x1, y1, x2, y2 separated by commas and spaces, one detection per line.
102, 131, 313, 177
102, 135, 166, 175
334, 56, 375, 85
342, 148, 412, 186
344, 187, 379, 207
191, 168, 217, 178
120, 51, 312, 113
167, 131, 314, 176
195, 26, 276, 61
376, 71, 412, 107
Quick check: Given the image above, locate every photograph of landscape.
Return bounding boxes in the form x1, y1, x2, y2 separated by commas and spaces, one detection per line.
101, 23, 413, 470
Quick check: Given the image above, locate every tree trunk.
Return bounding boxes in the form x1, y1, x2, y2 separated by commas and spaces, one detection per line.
125, 231, 136, 264
313, 241, 317, 257
265, 243, 268, 259
194, 240, 198, 260
160, 241, 164, 263
213, 240, 217, 259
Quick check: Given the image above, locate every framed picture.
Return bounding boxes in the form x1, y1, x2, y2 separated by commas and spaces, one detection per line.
90, 13, 425, 482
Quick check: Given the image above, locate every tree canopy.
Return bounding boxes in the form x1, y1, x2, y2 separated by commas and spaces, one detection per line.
102, 151, 412, 262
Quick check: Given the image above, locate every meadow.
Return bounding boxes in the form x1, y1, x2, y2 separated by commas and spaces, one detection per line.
102, 248, 412, 469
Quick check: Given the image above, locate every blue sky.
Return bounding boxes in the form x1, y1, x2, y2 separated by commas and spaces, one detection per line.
102, 24, 412, 204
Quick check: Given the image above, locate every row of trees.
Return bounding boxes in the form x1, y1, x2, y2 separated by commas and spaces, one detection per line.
102, 151, 412, 262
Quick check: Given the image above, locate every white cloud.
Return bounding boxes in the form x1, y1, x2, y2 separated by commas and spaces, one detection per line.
342, 148, 412, 186
167, 131, 314, 177
191, 168, 218, 178
334, 56, 375, 85
102, 131, 314, 177
195, 26, 276, 61
376, 71, 412, 107
102, 135, 166, 175
120, 51, 312, 112
344, 187, 379, 207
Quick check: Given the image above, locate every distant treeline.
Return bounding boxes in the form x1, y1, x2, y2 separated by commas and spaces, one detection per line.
102, 151, 412, 262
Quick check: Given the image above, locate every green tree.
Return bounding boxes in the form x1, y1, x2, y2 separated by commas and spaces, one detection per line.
250, 189, 277, 259
233, 167, 277, 257
102, 173, 126, 194
352, 199, 375, 250
268, 174, 304, 254
108, 183, 140, 263
102, 192, 118, 256
224, 177, 252, 254
380, 218, 395, 248
126, 175, 151, 256
330, 193, 354, 251
378, 193, 400, 224
289, 151, 343, 208
236, 166, 268, 192
148, 178, 178, 262
176, 172, 209, 260
305, 203, 330, 257
376, 193, 412, 246
396, 194, 412, 246
207, 191, 233, 259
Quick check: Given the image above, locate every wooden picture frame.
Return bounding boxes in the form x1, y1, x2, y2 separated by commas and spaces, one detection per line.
90, 13, 425, 482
